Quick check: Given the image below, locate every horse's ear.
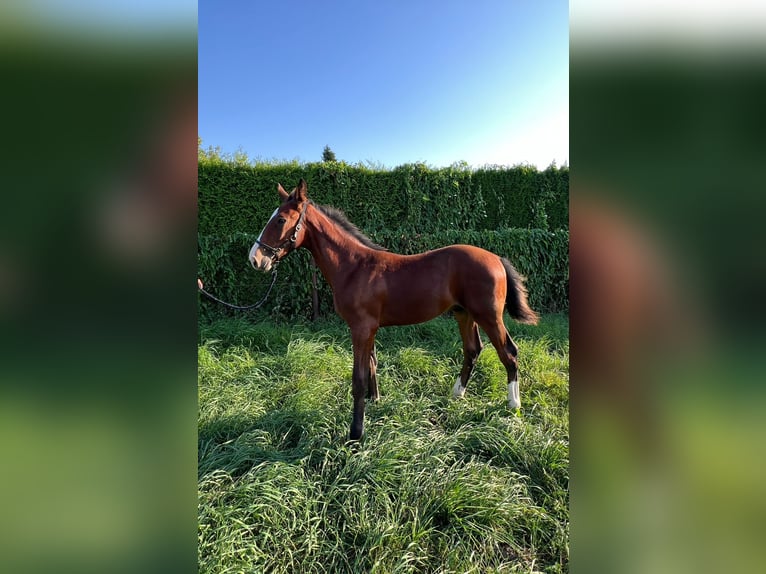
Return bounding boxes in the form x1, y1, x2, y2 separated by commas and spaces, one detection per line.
277, 183, 289, 203
294, 178, 308, 203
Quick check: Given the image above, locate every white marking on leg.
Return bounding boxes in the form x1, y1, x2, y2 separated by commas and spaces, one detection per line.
249, 208, 280, 268
452, 376, 466, 398
508, 379, 521, 409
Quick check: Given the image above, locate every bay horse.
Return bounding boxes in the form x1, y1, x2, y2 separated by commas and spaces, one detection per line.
249, 179, 539, 440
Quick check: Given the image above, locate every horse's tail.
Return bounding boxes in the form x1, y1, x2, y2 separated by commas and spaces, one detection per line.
500, 257, 539, 325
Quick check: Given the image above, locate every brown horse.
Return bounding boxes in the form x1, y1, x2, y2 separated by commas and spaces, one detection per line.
249, 179, 539, 440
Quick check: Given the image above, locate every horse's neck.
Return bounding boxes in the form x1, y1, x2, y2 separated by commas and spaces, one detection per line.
303, 209, 368, 286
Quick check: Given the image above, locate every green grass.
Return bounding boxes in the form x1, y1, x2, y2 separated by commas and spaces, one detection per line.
199, 314, 568, 573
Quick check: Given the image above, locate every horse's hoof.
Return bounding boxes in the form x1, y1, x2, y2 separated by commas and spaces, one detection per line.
452, 377, 466, 398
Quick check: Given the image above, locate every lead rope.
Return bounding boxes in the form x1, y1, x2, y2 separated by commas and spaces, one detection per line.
197, 266, 279, 311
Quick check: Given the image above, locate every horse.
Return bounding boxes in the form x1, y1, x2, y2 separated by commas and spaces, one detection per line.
249, 179, 539, 440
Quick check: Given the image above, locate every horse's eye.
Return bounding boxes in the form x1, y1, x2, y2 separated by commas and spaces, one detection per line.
277, 217, 286, 225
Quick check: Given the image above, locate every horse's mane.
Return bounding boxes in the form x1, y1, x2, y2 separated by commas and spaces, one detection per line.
316, 204, 388, 251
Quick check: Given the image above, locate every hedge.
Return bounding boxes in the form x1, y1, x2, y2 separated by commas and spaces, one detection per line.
198, 160, 568, 238
198, 228, 569, 322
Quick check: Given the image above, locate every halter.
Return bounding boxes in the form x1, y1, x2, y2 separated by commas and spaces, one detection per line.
253, 200, 311, 263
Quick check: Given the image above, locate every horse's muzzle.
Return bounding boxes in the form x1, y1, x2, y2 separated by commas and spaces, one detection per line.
250, 246, 271, 272
252, 252, 274, 272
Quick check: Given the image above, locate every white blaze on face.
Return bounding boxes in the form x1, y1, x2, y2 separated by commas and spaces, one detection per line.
249, 208, 280, 270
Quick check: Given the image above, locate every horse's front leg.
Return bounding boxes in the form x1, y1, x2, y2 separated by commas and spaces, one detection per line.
350, 324, 377, 441
367, 344, 379, 401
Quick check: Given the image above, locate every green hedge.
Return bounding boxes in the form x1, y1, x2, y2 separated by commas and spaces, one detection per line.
198, 160, 568, 237
473, 164, 569, 230
198, 228, 568, 322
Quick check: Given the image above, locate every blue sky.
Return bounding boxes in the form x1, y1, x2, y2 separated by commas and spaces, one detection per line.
199, 1, 568, 169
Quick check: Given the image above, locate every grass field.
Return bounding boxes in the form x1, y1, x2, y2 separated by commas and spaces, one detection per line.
198, 313, 569, 573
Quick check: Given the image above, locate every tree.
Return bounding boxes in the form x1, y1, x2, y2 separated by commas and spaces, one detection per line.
322, 145, 337, 162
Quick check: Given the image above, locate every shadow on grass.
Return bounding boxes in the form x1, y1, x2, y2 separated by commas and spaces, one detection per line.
198, 389, 374, 481
198, 313, 568, 479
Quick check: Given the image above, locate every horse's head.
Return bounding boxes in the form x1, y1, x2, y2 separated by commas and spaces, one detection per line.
249, 179, 311, 272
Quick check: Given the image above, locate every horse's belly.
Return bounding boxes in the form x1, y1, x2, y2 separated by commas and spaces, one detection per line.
379, 287, 454, 326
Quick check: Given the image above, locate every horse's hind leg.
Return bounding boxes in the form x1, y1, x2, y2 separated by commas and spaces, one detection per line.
367, 345, 380, 401
452, 310, 483, 398
476, 314, 521, 409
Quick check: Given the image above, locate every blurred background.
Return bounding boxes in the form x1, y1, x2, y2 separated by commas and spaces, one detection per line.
1, 1, 765, 572
571, 1, 766, 572
0, 2, 197, 573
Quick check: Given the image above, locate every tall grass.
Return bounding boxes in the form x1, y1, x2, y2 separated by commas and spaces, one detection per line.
199, 314, 568, 573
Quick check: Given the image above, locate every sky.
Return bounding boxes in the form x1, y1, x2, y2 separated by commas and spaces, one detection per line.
198, 0, 568, 169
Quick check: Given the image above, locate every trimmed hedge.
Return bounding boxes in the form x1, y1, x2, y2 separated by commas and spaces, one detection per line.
198, 228, 569, 322
198, 160, 568, 238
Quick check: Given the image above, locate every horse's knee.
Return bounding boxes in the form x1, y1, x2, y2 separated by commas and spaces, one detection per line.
352, 369, 368, 397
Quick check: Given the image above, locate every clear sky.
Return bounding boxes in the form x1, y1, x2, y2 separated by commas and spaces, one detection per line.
199, 1, 568, 169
